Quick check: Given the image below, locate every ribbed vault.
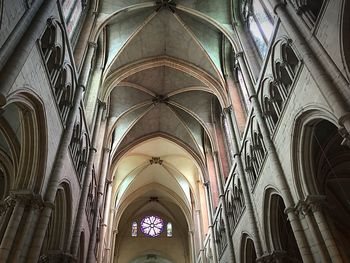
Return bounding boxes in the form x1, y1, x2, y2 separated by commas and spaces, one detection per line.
97, 1, 233, 262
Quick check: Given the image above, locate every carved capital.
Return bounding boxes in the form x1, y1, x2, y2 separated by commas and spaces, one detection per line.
338, 126, 350, 148
155, 0, 176, 12
234, 51, 244, 60
88, 41, 98, 49
305, 195, 326, 213
295, 195, 326, 217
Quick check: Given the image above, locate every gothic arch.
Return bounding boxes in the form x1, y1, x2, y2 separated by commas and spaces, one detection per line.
240, 233, 257, 263
110, 133, 207, 183
77, 231, 85, 263
0, 149, 12, 200
292, 108, 350, 260
39, 17, 66, 83
5, 90, 47, 193
263, 188, 302, 262
291, 107, 338, 199
102, 57, 228, 108
42, 181, 72, 257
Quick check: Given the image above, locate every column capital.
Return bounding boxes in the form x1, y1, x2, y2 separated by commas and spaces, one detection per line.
234, 51, 244, 60
88, 41, 98, 49
257, 250, 288, 262
97, 99, 107, 110
294, 195, 326, 216
78, 84, 86, 92
271, 0, 286, 15
338, 125, 350, 148
223, 105, 233, 116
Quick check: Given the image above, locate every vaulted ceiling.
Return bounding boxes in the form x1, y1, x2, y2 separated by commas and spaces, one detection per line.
94, 0, 233, 246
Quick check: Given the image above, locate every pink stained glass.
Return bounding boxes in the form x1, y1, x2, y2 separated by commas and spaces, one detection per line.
140, 215, 164, 237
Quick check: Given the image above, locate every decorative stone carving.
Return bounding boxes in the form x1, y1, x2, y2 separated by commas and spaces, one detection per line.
149, 157, 163, 165
155, 0, 176, 12
257, 251, 288, 263
294, 195, 326, 217
338, 126, 350, 148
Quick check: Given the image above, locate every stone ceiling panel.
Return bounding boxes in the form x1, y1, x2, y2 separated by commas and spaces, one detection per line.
110, 85, 154, 118
108, 9, 220, 80
124, 66, 205, 96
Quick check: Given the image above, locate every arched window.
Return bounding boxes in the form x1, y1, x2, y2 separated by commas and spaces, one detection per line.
166, 222, 172, 237
242, 0, 274, 58
270, 194, 302, 262
242, 237, 257, 263
309, 121, 350, 259
131, 222, 138, 237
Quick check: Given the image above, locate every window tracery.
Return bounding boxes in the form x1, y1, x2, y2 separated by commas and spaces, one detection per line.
69, 108, 90, 180
140, 215, 164, 237
131, 222, 138, 237
40, 18, 76, 125
262, 41, 300, 133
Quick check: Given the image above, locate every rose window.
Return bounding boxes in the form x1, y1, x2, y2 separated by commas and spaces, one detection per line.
140, 215, 164, 237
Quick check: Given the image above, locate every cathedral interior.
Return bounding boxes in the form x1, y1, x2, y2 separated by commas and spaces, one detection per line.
0, 0, 350, 262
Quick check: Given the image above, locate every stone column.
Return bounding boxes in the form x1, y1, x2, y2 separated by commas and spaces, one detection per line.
97, 180, 112, 262
74, 1, 98, 71
0, 0, 50, 71
87, 144, 111, 262
109, 229, 118, 263
268, 0, 350, 133
236, 52, 313, 262
295, 199, 330, 262
212, 151, 236, 262
203, 182, 218, 263
303, 195, 342, 262
71, 100, 105, 257
27, 41, 97, 263
0, 194, 25, 261
12, 195, 44, 263
195, 208, 205, 263
223, 107, 264, 256
189, 230, 196, 263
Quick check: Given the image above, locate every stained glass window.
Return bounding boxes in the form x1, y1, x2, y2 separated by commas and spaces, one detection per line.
132, 222, 138, 237
140, 216, 164, 237
167, 222, 172, 237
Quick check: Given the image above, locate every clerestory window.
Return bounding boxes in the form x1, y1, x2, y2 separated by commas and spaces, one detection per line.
241, 0, 274, 58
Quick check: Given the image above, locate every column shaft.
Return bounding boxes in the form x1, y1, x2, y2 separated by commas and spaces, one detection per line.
87, 141, 111, 262
71, 101, 105, 256
97, 181, 112, 262
0, 201, 25, 261
204, 184, 218, 263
